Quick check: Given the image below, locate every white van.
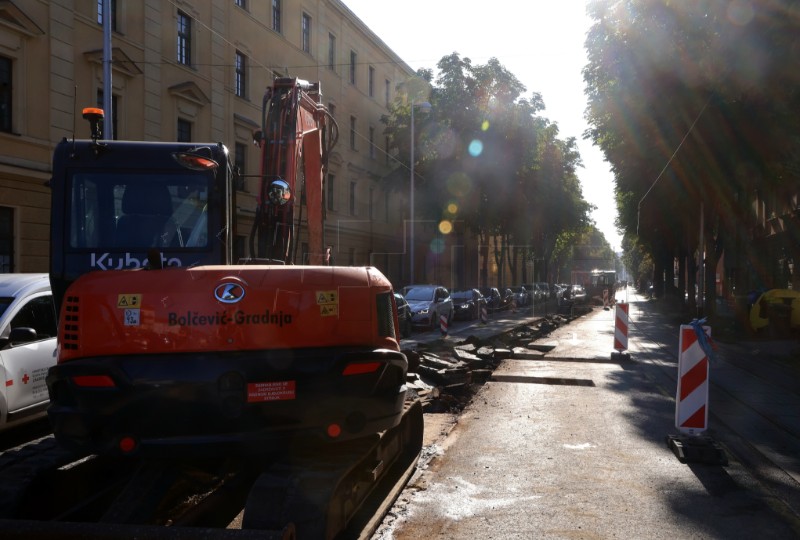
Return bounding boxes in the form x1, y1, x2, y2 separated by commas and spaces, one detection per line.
0, 274, 57, 430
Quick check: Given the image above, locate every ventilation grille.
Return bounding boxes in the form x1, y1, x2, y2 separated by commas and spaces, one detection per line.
376, 291, 396, 339
61, 295, 80, 350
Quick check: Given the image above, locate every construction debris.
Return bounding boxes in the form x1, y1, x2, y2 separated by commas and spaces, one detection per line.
403, 312, 583, 414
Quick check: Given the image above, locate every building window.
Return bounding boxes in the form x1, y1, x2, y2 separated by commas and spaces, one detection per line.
301, 13, 311, 54
96, 89, 119, 139
328, 33, 336, 71
385, 79, 391, 106
327, 174, 335, 210
234, 142, 246, 190
97, 0, 117, 31
272, 0, 281, 33
369, 127, 375, 159
0, 206, 12, 272
235, 0, 247, 9
384, 191, 390, 223
0, 56, 11, 133
369, 187, 374, 219
349, 116, 356, 149
177, 118, 192, 142
235, 51, 247, 98
177, 11, 191, 66
368, 66, 375, 97
349, 51, 357, 85
349, 182, 357, 216
348, 247, 355, 266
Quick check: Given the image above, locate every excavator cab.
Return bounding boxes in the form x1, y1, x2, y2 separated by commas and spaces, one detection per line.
49, 137, 234, 314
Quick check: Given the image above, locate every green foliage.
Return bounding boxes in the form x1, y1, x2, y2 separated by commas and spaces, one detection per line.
382, 53, 595, 283
584, 0, 800, 297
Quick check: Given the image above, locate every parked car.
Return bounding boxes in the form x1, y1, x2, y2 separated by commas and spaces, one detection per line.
404, 285, 454, 329
522, 284, 538, 303
535, 282, 550, 302
478, 287, 503, 312
393, 292, 412, 338
0, 274, 57, 430
451, 289, 486, 320
569, 284, 587, 303
501, 288, 517, 310
508, 286, 530, 307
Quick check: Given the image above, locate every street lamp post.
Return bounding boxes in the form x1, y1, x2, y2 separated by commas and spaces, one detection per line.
409, 101, 431, 285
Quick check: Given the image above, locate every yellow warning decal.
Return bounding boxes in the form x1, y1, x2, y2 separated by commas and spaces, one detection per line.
316, 290, 338, 305
117, 294, 142, 308
320, 304, 338, 317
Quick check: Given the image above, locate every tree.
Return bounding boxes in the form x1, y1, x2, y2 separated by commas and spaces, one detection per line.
382, 54, 593, 287
584, 0, 800, 314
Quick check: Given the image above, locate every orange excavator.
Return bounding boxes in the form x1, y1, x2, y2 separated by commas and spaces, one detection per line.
42, 78, 422, 538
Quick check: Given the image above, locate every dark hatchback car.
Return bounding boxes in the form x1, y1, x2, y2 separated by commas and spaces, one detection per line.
451, 288, 485, 320
393, 292, 412, 338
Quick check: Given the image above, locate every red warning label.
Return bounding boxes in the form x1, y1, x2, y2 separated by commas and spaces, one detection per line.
247, 381, 296, 403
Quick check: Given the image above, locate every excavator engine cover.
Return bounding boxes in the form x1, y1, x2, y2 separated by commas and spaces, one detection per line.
46, 265, 408, 457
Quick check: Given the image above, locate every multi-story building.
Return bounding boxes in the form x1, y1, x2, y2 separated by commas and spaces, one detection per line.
0, 0, 420, 287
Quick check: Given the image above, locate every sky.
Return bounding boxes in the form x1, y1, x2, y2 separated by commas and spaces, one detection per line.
341, 0, 621, 251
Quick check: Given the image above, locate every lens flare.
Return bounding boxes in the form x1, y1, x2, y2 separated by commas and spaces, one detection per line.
481, 120, 490, 131
468, 139, 483, 157
439, 220, 453, 234
430, 237, 445, 254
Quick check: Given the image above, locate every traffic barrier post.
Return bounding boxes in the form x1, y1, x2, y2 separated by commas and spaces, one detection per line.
666, 321, 726, 465
611, 302, 630, 361
439, 314, 448, 336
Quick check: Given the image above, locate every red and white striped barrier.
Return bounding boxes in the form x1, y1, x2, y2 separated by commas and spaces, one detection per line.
614, 303, 629, 351
439, 314, 448, 336
675, 324, 711, 435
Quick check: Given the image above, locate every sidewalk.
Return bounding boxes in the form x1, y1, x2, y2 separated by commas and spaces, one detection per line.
377, 292, 800, 539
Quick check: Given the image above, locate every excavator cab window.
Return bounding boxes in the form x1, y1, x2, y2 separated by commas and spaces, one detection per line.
68, 173, 210, 250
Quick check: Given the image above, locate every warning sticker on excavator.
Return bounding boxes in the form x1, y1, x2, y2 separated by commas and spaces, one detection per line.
320, 304, 338, 317
124, 309, 140, 326
247, 381, 296, 403
117, 294, 142, 308
316, 290, 338, 305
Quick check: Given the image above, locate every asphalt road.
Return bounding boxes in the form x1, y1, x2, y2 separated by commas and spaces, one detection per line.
377, 290, 800, 539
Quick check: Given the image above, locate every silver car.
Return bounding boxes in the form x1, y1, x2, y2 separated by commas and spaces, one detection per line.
0, 274, 57, 430
404, 285, 454, 329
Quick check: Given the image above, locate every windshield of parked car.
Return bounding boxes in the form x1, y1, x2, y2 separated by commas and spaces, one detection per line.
451, 290, 473, 300
405, 287, 435, 301
0, 297, 12, 320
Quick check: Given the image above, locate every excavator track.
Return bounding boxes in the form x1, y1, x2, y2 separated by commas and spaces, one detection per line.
0, 399, 423, 539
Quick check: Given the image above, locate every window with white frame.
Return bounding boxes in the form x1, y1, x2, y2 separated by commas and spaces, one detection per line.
97, 0, 117, 31
177, 11, 191, 66
235, 50, 247, 98
368, 66, 375, 97
0, 56, 11, 133
301, 13, 311, 53
272, 0, 281, 32
328, 33, 336, 71
349, 51, 357, 84
0, 206, 13, 272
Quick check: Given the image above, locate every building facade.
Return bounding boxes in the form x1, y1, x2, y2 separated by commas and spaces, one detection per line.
0, 0, 423, 287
